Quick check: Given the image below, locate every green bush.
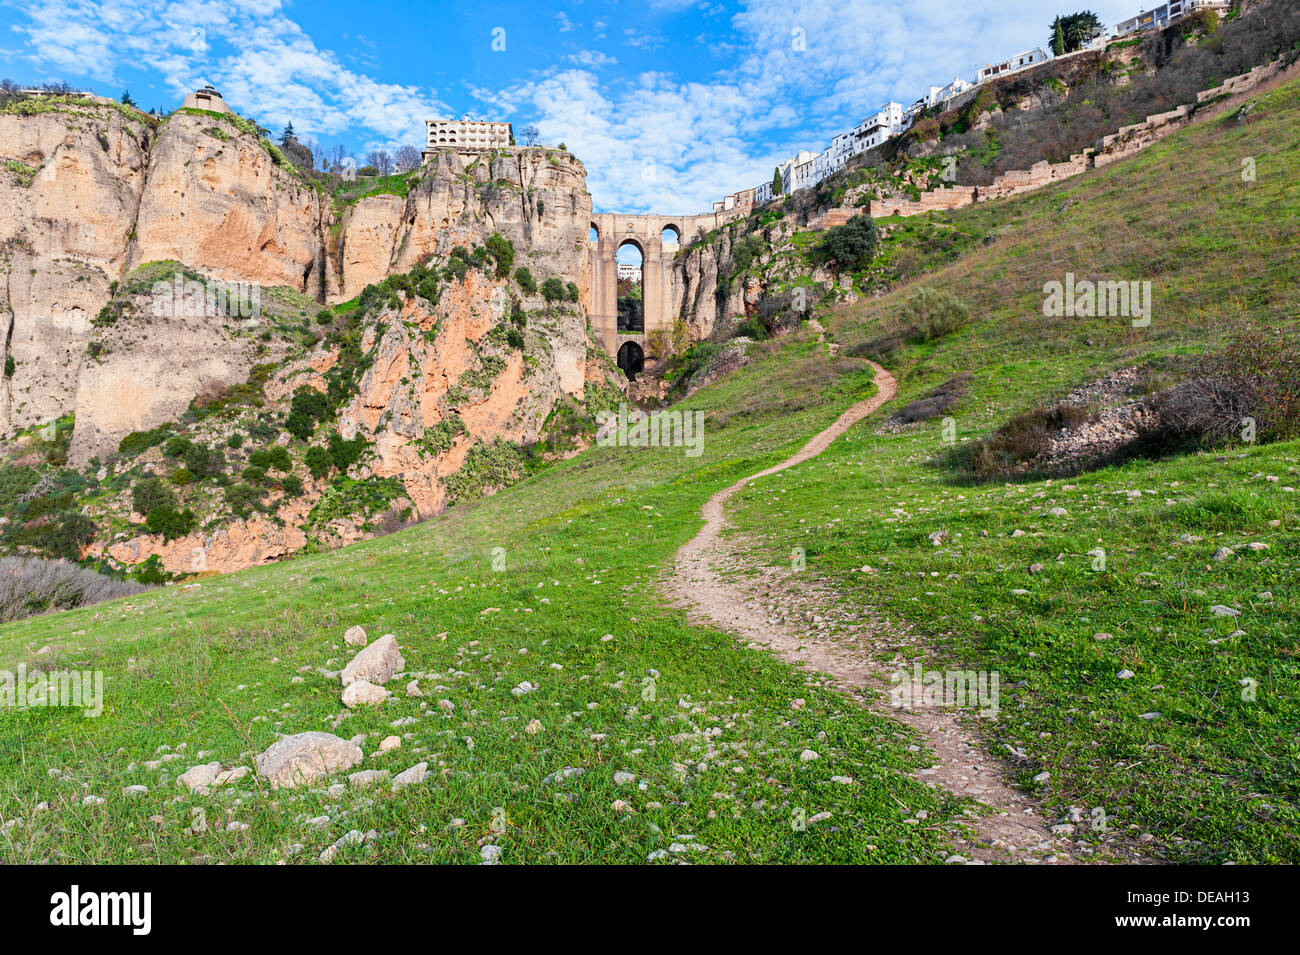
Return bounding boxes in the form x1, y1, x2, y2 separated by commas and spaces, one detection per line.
817, 214, 879, 271
514, 267, 537, 294
226, 433, 244, 449
304, 446, 333, 479
485, 234, 514, 278
541, 277, 566, 302
132, 476, 177, 516
249, 445, 292, 472
144, 506, 196, 541
901, 287, 971, 342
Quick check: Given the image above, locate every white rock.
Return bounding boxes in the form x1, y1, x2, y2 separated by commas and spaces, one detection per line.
1117, 669, 1135, 680
340, 634, 404, 687
178, 761, 222, 794
343, 625, 368, 647
348, 770, 390, 789
405, 680, 423, 698
480, 844, 503, 865
342, 680, 389, 708
378, 735, 401, 753
524, 719, 543, 735
392, 762, 429, 790
799, 749, 819, 762
254, 732, 363, 789
1210, 605, 1241, 617
613, 771, 636, 786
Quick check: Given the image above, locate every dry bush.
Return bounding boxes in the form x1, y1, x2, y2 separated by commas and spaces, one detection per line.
890, 373, 971, 424
0, 557, 147, 623
957, 402, 1096, 479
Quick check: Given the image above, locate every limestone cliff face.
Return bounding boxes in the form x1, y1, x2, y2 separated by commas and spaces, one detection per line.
129, 110, 324, 293
0, 100, 150, 433
1, 95, 611, 574
0, 97, 596, 455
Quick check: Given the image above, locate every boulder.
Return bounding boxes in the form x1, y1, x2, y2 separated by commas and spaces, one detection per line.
254, 732, 363, 789
340, 634, 404, 687
342, 680, 389, 708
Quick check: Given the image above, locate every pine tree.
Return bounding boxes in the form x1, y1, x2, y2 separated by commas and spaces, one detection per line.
1051, 19, 1066, 56
771, 166, 783, 196
280, 121, 296, 145
120, 89, 136, 107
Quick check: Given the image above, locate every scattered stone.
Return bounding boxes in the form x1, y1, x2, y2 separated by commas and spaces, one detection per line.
1213, 547, 1234, 562
1117, 669, 1135, 680
255, 732, 363, 789
348, 770, 390, 789
340, 634, 404, 687
178, 762, 222, 794
405, 680, 423, 698
524, 719, 543, 735
1032, 771, 1051, 783
480, 844, 503, 865
613, 771, 636, 786
392, 762, 429, 790
342, 680, 388, 708
1210, 605, 1241, 618
799, 749, 819, 762
378, 735, 401, 753
343, 625, 368, 647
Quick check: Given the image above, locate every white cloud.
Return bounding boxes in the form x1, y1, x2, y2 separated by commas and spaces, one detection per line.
11, 0, 448, 143
567, 49, 618, 69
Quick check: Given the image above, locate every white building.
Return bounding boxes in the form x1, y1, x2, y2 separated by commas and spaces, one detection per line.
424, 119, 513, 153
1116, 0, 1229, 36
976, 48, 1050, 83
851, 101, 907, 154
782, 150, 820, 194
755, 179, 774, 204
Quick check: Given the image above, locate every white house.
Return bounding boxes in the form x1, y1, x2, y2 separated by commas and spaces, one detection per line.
1116, 0, 1229, 36
852, 101, 907, 154
783, 150, 820, 194
976, 48, 1050, 82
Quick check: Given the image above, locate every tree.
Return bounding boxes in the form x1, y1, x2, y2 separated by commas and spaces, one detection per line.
394, 144, 422, 172
816, 213, 879, 272
120, 89, 136, 107
521, 124, 541, 147
771, 166, 783, 197
1049, 11, 1104, 54
280, 121, 296, 145
366, 149, 394, 176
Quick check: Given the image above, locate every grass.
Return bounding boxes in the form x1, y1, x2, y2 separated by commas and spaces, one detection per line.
721, 76, 1300, 863
0, 339, 969, 864
1, 72, 1296, 866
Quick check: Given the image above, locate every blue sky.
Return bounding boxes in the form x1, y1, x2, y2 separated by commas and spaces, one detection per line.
1, 0, 1136, 213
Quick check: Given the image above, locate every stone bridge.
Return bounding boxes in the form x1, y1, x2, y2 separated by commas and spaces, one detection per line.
587, 210, 744, 378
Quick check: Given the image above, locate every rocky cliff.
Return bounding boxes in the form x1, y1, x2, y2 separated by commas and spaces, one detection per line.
0, 93, 613, 574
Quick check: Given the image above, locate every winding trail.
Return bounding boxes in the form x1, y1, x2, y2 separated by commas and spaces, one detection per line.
669, 360, 1081, 864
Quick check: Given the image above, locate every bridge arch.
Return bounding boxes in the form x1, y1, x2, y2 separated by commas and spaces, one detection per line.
617, 341, 645, 380
586, 208, 748, 363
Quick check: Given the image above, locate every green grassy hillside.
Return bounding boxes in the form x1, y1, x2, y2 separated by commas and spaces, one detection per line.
2, 77, 1297, 864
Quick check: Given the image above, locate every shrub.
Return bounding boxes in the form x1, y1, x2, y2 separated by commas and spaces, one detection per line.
816, 214, 879, 271
145, 506, 196, 541
0, 556, 147, 623
249, 445, 292, 472
223, 483, 264, 518
170, 467, 193, 486
540, 277, 566, 302
956, 402, 1096, 479
901, 287, 971, 342
280, 475, 305, 498
514, 267, 537, 294
241, 464, 267, 484
226, 433, 244, 449
485, 234, 514, 278
132, 476, 177, 516
304, 446, 333, 479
